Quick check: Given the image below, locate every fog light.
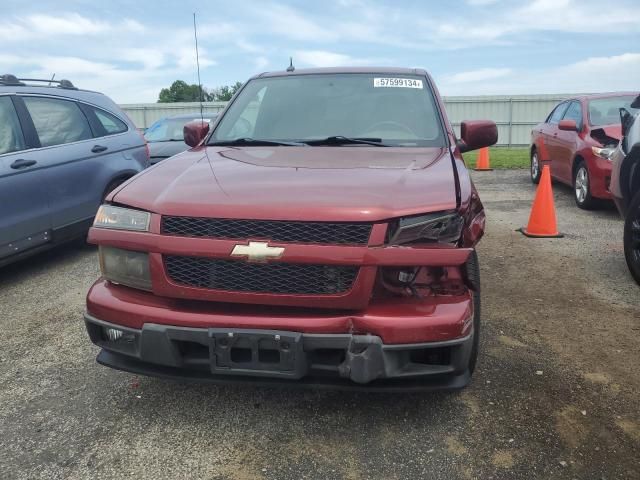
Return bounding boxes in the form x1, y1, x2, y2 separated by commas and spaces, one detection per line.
104, 327, 123, 341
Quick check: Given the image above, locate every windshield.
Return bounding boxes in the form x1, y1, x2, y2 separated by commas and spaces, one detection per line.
588, 96, 640, 127
210, 74, 446, 147
145, 116, 214, 142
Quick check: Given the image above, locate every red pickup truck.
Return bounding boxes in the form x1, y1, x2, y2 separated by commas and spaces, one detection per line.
84, 67, 497, 390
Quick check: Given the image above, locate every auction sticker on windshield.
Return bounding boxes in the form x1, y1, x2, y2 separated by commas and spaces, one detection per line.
374, 78, 423, 88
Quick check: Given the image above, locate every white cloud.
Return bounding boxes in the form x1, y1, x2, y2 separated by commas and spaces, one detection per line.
467, 0, 499, 5
0, 13, 146, 42
254, 56, 269, 70
293, 50, 373, 68
121, 19, 145, 33
434, 0, 640, 46
174, 46, 217, 71
120, 48, 166, 70
446, 68, 512, 84
438, 53, 640, 95
294, 50, 352, 67
260, 4, 338, 42
24, 13, 111, 35
547, 52, 640, 92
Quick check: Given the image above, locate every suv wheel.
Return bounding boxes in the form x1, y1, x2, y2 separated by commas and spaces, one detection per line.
574, 161, 596, 209
466, 250, 481, 374
102, 178, 127, 203
530, 149, 541, 184
624, 191, 640, 285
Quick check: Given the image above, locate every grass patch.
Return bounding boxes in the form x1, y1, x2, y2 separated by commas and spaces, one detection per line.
463, 147, 529, 169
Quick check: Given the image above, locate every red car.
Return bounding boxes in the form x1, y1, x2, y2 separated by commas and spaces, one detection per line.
530, 92, 639, 209
84, 67, 497, 390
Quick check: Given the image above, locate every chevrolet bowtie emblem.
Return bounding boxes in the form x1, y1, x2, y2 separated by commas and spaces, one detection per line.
230, 241, 285, 263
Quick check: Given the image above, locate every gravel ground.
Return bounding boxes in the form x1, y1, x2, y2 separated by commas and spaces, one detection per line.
1, 170, 639, 480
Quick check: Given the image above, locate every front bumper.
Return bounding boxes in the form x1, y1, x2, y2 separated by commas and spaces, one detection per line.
587, 156, 614, 199
85, 314, 474, 391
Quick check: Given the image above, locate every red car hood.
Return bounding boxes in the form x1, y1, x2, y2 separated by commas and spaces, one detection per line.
592, 124, 622, 139
112, 146, 458, 222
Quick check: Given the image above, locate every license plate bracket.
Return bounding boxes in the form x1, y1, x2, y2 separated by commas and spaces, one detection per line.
209, 329, 307, 379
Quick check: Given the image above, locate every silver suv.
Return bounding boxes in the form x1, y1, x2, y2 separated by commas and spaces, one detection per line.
0, 74, 149, 267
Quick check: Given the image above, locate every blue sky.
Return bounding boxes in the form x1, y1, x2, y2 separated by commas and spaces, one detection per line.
1, 0, 639, 103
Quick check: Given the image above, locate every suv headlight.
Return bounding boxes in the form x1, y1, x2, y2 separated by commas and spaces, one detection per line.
388, 211, 464, 245
94, 205, 150, 232
99, 246, 152, 291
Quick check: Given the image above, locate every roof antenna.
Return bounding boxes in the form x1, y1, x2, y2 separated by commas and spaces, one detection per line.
286, 57, 295, 72
48, 73, 55, 86
193, 12, 204, 123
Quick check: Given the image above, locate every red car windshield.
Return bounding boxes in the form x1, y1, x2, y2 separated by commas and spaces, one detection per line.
210, 73, 446, 147
589, 96, 640, 127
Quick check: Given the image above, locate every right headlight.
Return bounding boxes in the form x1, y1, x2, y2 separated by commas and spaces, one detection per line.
94, 205, 150, 232
388, 211, 464, 245
592, 146, 616, 160
99, 246, 152, 291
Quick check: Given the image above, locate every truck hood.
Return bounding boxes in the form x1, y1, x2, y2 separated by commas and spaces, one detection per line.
112, 146, 458, 222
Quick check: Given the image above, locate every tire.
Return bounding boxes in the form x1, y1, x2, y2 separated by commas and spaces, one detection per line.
102, 178, 127, 203
465, 250, 481, 374
573, 160, 596, 209
530, 148, 541, 184
624, 191, 640, 285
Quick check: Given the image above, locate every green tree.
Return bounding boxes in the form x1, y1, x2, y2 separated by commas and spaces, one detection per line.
157, 80, 212, 103
211, 81, 243, 101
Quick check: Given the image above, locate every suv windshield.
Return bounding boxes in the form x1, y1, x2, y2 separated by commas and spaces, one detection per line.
210, 73, 445, 147
588, 96, 640, 127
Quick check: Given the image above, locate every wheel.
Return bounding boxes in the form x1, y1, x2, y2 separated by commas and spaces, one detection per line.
465, 250, 481, 374
530, 149, 541, 184
102, 178, 127, 203
574, 161, 596, 209
624, 191, 640, 285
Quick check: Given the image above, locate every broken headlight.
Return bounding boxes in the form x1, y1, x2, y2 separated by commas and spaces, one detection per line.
388, 211, 464, 245
592, 146, 616, 160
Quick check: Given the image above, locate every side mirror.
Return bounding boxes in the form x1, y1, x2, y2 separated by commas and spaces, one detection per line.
458, 120, 498, 153
184, 120, 210, 148
558, 119, 578, 131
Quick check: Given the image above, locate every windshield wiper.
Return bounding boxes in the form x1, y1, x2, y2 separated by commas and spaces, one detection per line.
208, 137, 305, 147
303, 136, 390, 147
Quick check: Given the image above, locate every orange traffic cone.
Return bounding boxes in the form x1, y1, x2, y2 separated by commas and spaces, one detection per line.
519, 165, 563, 238
474, 147, 492, 171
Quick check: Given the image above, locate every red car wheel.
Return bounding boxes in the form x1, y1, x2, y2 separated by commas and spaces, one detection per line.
574, 161, 596, 209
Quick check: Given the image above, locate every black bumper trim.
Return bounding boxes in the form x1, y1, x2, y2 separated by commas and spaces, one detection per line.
85, 313, 473, 390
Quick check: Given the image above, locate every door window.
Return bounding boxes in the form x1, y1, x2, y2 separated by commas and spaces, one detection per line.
22, 96, 92, 147
92, 108, 128, 135
563, 101, 582, 129
547, 102, 569, 124
0, 96, 26, 155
